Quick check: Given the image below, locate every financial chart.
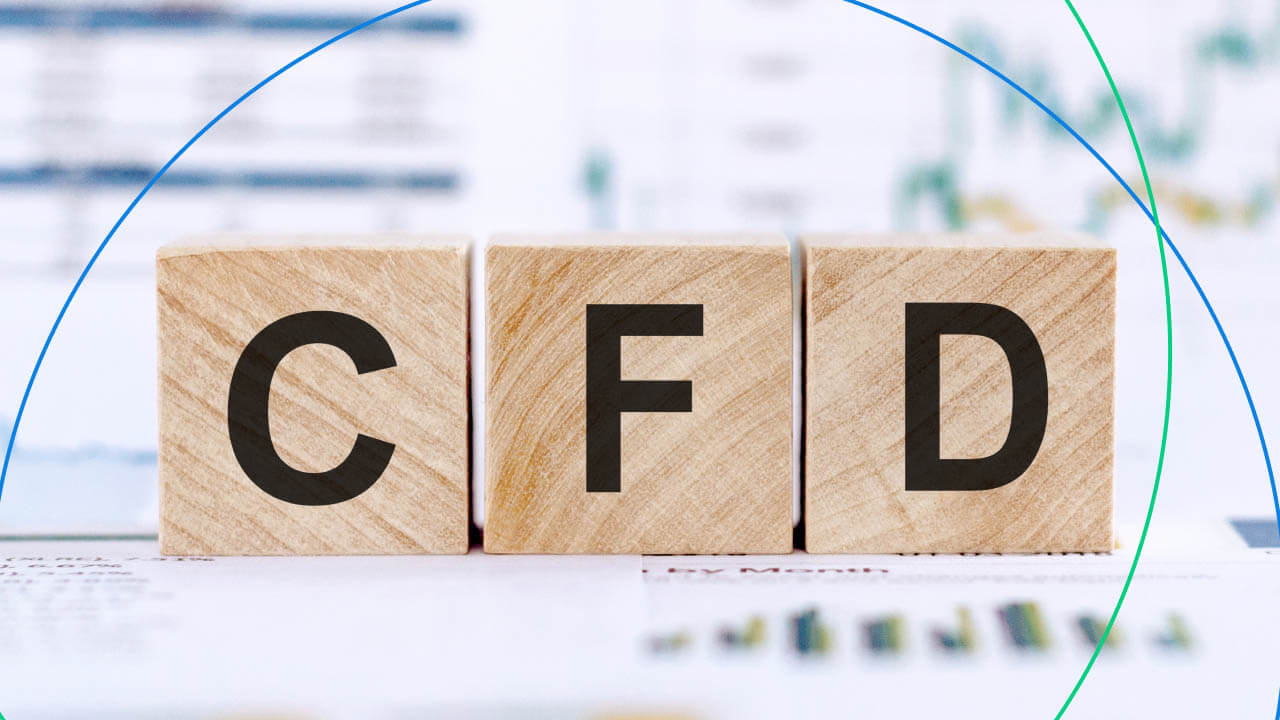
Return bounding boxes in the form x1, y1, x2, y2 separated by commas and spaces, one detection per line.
0, 539, 1274, 716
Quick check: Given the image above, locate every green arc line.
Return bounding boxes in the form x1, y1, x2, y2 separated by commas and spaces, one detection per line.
1056, 1, 1170, 717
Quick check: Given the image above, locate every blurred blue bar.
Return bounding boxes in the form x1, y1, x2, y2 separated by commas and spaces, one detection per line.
242, 170, 377, 189
1230, 518, 1280, 547
0, 6, 55, 28
0, 5, 464, 35
82, 7, 226, 31
245, 13, 463, 34
0, 164, 459, 191
0, 165, 59, 184
83, 164, 157, 186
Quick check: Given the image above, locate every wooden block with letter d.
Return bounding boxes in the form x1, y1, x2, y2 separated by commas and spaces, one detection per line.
804, 233, 1115, 554
157, 236, 470, 555
484, 234, 794, 554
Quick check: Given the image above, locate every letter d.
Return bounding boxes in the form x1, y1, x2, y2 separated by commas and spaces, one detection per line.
904, 302, 1048, 492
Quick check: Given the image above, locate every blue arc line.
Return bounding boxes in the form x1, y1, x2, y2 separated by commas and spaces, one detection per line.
0, 0, 436, 500
0, 0, 1273, 540
837, 1, 1279, 535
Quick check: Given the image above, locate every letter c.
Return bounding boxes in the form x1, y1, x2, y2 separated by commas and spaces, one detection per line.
227, 310, 396, 506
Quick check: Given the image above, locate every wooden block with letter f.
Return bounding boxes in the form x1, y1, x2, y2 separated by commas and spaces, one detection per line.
804, 234, 1115, 554
484, 235, 794, 554
157, 236, 470, 555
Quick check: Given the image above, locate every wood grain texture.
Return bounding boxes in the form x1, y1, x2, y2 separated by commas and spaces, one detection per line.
157, 237, 469, 555
485, 235, 793, 554
804, 234, 1115, 554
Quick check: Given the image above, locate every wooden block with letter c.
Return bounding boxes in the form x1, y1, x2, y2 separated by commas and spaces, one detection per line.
803, 233, 1115, 554
157, 236, 470, 555
484, 234, 794, 554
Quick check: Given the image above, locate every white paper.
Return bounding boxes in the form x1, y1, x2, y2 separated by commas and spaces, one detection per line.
1, 527, 1276, 718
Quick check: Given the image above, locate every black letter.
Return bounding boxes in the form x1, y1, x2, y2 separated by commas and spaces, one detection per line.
227, 311, 396, 506
904, 302, 1048, 492
585, 304, 703, 492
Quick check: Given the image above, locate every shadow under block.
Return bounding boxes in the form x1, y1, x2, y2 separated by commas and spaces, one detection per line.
804, 234, 1115, 554
157, 237, 470, 555
484, 235, 794, 554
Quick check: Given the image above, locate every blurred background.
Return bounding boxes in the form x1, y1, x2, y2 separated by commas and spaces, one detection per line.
2, 0, 1277, 534
0, 1, 1278, 716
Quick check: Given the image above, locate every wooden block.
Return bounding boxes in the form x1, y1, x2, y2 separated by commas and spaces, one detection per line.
157, 236, 470, 555
804, 234, 1114, 553
484, 235, 793, 554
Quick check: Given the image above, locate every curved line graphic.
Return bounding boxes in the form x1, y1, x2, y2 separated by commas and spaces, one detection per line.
9, 3, 1269, 520
1058, 1, 1167, 714
840, 0, 1278, 535
0, 1, 1274, 713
